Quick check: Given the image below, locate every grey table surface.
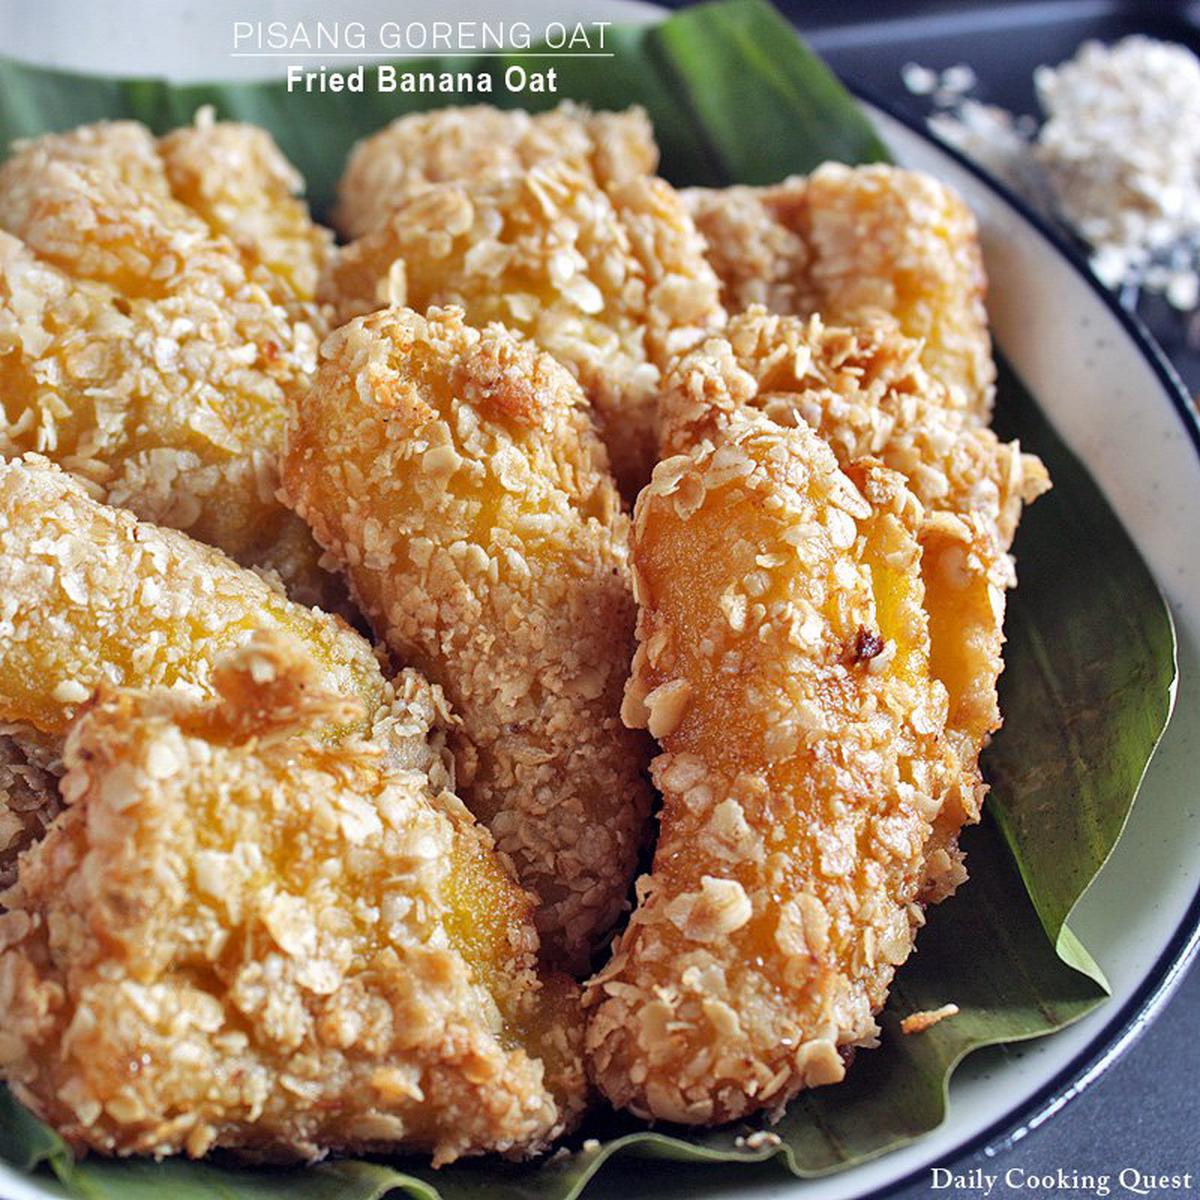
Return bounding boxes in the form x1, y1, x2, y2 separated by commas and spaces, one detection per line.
802, 3, 1200, 1196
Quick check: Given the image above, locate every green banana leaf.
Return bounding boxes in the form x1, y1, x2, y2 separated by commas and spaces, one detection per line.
0, 1, 1177, 1197
987, 360, 1176, 983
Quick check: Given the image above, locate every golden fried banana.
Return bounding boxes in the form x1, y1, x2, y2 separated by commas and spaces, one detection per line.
659, 310, 1047, 552
282, 307, 653, 971
686, 163, 995, 418
0, 120, 338, 607
158, 111, 334, 308
657, 310, 1049, 898
0, 633, 586, 1164
0, 455, 385, 741
323, 163, 725, 496
585, 411, 960, 1123
334, 102, 658, 239
916, 512, 1008, 900
0, 117, 331, 316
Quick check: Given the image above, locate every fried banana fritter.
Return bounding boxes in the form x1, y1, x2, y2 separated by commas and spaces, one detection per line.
0, 455, 385, 742
659, 310, 1047, 551
334, 102, 658, 239
323, 163, 725, 496
282, 307, 654, 971
0, 633, 586, 1164
657, 310, 1050, 898
158, 109, 334, 309
0, 119, 339, 607
585, 410, 960, 1124
686, 163, 995, 419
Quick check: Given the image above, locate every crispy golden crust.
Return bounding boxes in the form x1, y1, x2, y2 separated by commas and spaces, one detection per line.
158, 110, 335, 308
334, 102, 659, 239
282, 307, 654, 971
322, 164, 725, 496
685, 184, 819, 317
0, 736, 59, 893
657, 311, 1050, 900
0, 455, 385, 741
686, 163, 995, 419
585, 412, 960, 1124
0, 633, 586, 1165
659, 311, 1047, 553
0, 119, 339, 608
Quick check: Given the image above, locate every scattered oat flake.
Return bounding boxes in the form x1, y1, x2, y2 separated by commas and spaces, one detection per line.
941, 64, 977, 95
901, 62, 939, 96
735, 1131, 782, 1150
900, 1003, 960, 1035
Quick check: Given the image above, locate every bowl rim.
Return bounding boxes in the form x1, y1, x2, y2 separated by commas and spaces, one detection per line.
851, 79, 1200, 1200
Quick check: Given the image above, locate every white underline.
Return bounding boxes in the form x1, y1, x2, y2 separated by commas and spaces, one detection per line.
229, 52, 613, 58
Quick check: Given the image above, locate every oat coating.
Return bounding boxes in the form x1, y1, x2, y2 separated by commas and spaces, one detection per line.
658, 310, 1047, 553
323, 163, 726, 496
656, 310, 1050, 899
917, 513, 1008, 901
0, 455, 386, 742
585, 410, 961, 1124
685, 163, 996, 418
282, 307, 654, 971
0, 633, 587, 1164
334, 102, 659, 239
0, 737, 59, 893
0, 119, 339, 607
158, 110, 335, 310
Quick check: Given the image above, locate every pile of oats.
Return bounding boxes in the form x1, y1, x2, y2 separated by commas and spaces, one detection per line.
912, 36, 1200, 312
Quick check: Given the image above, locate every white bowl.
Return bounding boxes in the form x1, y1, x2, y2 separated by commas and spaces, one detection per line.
0, 4, 1197, 1198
